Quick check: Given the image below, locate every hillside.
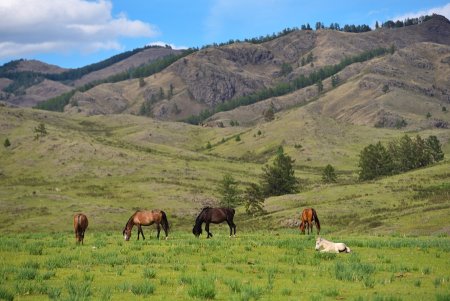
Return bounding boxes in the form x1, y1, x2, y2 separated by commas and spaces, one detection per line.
0, 102, 449, 234
60, 15, 450, 126
0, 47, 182, 108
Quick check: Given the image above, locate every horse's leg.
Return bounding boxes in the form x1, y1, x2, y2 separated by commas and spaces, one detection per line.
141, 226, 145, 240
205, 223, 212, 238
226, 220, 232, 237
156, 223, 161, 239
231, 221, 236, 236
162, 222, 168, 239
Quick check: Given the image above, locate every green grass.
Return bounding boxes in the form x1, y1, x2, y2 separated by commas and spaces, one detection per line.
0, 231, 448, 300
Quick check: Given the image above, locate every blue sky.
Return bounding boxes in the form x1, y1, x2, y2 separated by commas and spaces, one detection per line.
1, 0, 449, 69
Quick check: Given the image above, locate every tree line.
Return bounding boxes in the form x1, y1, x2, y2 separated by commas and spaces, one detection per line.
185, 46, 392, 124
358, 134, 444, 181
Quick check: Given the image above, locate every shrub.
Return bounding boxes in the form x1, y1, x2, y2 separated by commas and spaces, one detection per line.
3, 138, 10, 148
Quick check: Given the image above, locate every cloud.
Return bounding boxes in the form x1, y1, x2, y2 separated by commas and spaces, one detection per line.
147, 41, 188, 50
0, 0, 159, 60
391, 3, 450, 22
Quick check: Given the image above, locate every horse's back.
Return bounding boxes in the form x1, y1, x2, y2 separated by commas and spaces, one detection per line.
134, 210, 163, 225
74, 213, 88, 230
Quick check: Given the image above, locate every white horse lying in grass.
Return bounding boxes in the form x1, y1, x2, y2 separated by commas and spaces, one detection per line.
315, 237, 351, 253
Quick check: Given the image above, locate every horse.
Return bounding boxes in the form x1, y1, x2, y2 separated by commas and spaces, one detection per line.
192, 207, 236, 238
299, 208, 320, 235
315, 237, 351, 253
73, 213, 88, 244
122, 210, 169, 241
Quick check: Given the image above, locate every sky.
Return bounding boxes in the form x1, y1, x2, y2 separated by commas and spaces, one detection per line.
0, 0, 449, 69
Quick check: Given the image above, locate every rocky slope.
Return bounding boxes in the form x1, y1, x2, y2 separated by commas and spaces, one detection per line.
62, 15, 450, 128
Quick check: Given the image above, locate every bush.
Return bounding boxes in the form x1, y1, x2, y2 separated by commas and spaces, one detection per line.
3, 138, 11, 148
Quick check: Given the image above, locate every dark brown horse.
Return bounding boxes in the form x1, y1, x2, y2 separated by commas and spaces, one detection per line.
299, 208, 320, 235
73, 213, 88, 244
192, 207, 236, 238
123, 210, 169, 241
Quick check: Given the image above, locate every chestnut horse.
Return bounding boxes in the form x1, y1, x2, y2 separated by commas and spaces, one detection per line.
123, 210, 169, 241
192, 207, 236, 238
73, 213, 88, 244
299, 208, 320, 235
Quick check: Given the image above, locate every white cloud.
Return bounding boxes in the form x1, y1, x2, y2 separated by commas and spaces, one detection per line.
147, 41, 188, 50
0, 0, 159, 60
392, 3, 450, 22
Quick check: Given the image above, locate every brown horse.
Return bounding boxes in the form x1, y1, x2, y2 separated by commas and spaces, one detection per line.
192, 207, 236, 238
123, 210, 169, 241
73, 213, 88, 244
299, 208, 320, 235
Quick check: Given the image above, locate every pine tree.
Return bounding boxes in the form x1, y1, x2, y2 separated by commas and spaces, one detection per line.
244, 183, 265, 216
426, 135, 444, 162
4, 138, 11, 148
322, 164, 337, 183
217, 174, 241, 208
261, 146, 298, 196
358, 142, 394, 180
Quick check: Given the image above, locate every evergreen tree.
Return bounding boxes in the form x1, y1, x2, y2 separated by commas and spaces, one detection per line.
261, 146, 298, 196
244, 183, 265, 216
4, 138, 11, 148
358, 142, 394, 180
426, 135, 444, 162
159, 87, 165, 100
34, 123, 48, 140
316, 80, 323, 93
331, 75, 339, 87
322, 164, 337, 183
217, 174, 241, 208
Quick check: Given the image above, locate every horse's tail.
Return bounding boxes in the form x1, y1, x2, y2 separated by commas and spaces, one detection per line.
229, 208, 235, 218
312, 208, 320, 233
161, 211, 169, 234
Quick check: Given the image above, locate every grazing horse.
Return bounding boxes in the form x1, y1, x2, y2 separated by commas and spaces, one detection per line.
315, 237, 351, 253
123, 210, 169, 241
299, 208, 320, 235
192, 207, 236, 238
73, 213, 88, 244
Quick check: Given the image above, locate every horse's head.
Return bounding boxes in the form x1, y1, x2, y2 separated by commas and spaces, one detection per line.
123, 227, 131, 241
192, 225, 202, 237
315, 237, 322, 251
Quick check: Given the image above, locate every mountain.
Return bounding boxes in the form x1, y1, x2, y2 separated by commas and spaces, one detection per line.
0, 47, 182, 108
58, 15, 450, 130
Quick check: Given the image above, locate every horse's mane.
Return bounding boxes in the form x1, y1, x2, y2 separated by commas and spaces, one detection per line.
124, 213, 136, 230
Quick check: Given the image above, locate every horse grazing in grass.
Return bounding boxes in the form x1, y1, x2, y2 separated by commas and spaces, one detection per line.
299, 208, 320, 235
73, 213, 88, 244
192, 207, 236, 238
315, 237, 351, 253
123, 210, 169, 241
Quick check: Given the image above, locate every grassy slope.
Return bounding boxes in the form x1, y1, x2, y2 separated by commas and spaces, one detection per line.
1, 104, 449, 236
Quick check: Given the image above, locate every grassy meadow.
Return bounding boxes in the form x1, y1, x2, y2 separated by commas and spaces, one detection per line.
0, 105, 449, 300
0, 231, 449, 301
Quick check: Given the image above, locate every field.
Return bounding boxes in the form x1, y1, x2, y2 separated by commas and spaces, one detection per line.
1, 105, 450, 300
0, 231, 449, 301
